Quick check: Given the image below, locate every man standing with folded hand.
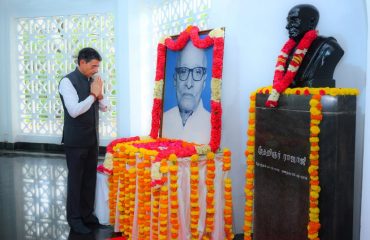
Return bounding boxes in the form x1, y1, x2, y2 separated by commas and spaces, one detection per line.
59, 47, 108, 234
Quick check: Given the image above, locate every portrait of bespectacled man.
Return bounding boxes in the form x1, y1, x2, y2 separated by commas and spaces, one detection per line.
161, 38, 213, 144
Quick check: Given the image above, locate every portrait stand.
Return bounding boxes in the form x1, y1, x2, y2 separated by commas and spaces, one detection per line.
100, 26, 233, 240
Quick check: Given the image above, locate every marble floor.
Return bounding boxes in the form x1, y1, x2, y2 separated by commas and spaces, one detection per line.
0, 151, 117, 240
0, 150, 244, 240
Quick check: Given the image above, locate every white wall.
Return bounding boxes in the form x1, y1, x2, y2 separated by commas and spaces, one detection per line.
0, 0, 10, 143
0, 0, 368, 238
362, 2, 370, 240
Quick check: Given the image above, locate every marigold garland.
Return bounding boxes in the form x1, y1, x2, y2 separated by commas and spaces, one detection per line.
224, 178, 234, 240
152, 189, 160, 240
143, 155, 152, 239
137, 162, 146, 238
190, 154, 200, 239
205, 152, 216, 235
244, 92, 256, 240
105, 137, 234, 239
308, 94, 322, 240
244, 87, 359, 240
169, 154, 179, 239
159, 177, 169, 239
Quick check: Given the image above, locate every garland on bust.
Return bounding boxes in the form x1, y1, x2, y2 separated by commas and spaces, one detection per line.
244, 86, 359, 240
266, 30, 318, 108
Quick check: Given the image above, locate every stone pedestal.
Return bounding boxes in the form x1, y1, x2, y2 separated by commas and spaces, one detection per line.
253, 93, 356, 240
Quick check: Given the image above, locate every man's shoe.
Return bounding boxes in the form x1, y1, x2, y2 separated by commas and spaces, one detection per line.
70, 221, 91, 234
83, 214, 100, 225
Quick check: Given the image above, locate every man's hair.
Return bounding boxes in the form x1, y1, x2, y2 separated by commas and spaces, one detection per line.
176, 42, 207, 68
77, 47, 102, 65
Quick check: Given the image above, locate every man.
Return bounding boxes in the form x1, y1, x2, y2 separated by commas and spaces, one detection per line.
59, 47, 108, 234
266, 4, 344, 107
162, 41, 211, 144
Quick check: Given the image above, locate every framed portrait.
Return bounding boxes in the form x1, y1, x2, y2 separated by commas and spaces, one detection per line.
161, 30, 213, 144
150, 26, 225, 151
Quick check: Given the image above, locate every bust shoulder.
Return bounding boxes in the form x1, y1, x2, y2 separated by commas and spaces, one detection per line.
292, 35, 344, 88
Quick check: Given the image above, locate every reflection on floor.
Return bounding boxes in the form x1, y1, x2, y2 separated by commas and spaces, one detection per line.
0, 151, 117, 240
0, 151, 245, 240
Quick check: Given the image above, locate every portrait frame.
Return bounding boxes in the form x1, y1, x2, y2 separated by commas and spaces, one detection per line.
149, 26, 225, 151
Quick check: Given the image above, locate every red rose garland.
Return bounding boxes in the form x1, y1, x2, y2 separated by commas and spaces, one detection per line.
189, 26, 214, 48
273, 30, 318, 93
149, 98, 163, 139
155, 43, 167, 81
273, 30, 317, 93
265, 30, 317, 108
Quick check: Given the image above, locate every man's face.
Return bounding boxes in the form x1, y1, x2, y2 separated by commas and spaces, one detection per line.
79, 59, 100, 78
286, 7, 302, 39
286, 7, 314, 40
174, 43, 207, 113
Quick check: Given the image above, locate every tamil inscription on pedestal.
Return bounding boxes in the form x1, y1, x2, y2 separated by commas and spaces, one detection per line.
253, 93, 356, 240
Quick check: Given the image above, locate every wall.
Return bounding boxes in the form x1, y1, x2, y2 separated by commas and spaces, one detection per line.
362, 1, 370, 239
0, 0, 368, 238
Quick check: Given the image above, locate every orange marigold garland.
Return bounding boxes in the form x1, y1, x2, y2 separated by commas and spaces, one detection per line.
190, 154, 200, 239
169, 154, 179, 239
205, 151, 216, 235
244, 92, 256, 240
123, 153, 131, 235
152, 188, 160, 240
137, 162, 146, 239
128, 166, 136, 238
109, 156, 120, 225
143, 154, 152, 239
223, 148, 232, 171
224, 178, 234, 240
105, 137, 235, 239
308, 94, 322, 240
159, 159, 169, 239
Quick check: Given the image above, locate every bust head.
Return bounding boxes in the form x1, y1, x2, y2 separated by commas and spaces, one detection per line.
286, 4, 319, 40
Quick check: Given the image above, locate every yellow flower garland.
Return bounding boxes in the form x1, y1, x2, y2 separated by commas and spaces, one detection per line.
143, 154, 152, 239
152, 188, 160, 239
205, 152, 216, 235
224, 178, 234, 240
244, 92, 256, 240
190, 154, 200, 239
169, 154, 179, 239
308, 94, 322, 240
137, 162, 146, 239
106, 138, 234, 239
244, 87, 359, 240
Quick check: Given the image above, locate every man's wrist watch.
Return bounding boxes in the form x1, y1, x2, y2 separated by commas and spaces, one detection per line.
97, 95, 103, 101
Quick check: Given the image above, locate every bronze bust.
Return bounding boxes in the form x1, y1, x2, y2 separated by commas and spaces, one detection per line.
266, 4, 344, 107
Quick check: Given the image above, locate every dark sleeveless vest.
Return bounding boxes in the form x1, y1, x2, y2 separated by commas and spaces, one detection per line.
59, 68, 99, 147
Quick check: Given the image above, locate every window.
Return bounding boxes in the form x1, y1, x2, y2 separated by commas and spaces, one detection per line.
17, 13, 117, 140
152, 0, 211, 40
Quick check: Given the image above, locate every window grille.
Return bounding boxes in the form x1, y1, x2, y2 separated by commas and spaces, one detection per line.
16, 13, 117, 139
